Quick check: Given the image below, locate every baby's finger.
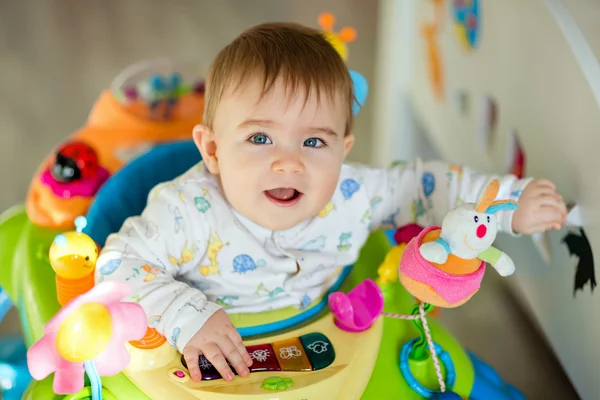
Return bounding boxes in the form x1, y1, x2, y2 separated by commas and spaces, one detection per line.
183, 347, 202, 382
529, 185, 559, 199
537, 194, 568, 216
203, 342, 235, 381
533, 179, 556, 190
522, 219, 563, 234
229, 330, 253, 367
537, 206, 566, 228
219, 336, 250, 377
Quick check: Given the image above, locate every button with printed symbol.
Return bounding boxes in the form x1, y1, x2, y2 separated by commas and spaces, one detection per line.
246, 343, 281, 372
300, 332, 335, 370
181, 354, 222, 380
272, 337, 312, 371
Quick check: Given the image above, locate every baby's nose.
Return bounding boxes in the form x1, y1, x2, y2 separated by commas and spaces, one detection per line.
476, 224, 487, 238
272, 153, 304, 173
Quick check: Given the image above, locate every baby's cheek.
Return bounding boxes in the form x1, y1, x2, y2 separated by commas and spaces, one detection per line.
316, 173, 341, 207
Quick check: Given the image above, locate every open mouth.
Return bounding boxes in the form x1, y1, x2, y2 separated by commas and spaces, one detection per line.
264, 188, 303, 207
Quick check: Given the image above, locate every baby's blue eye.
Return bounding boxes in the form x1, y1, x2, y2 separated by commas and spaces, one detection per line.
304, 137, 325, 148
249, 133, 272, 145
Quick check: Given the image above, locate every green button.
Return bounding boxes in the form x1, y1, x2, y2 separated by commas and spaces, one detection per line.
299, 332, 335, 370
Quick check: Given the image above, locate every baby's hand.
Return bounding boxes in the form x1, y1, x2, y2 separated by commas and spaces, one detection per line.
183, 309, 253, 382
512, 179, 567, 235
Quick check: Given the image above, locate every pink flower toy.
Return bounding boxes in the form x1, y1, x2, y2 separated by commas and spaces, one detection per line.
26, 281, 147, 398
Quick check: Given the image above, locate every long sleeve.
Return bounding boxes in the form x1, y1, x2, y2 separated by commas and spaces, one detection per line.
356, 158, 532, 235
95, 178, 222, 353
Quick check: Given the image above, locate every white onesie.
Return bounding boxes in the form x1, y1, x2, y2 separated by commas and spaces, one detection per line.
96, 158, 531, 353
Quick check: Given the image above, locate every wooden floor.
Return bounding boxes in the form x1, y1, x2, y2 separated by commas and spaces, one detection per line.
0, 1, 579, 399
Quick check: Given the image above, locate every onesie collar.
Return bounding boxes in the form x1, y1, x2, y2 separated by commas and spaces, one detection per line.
231, 209, 313, 245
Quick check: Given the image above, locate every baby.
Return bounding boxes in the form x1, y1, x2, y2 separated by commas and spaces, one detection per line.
96, 22, 567, 382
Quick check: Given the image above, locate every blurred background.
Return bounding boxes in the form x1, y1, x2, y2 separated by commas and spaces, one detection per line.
0, 0, 590, 399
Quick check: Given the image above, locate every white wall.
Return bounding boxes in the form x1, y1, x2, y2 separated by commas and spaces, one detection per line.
371, 0, 440, 166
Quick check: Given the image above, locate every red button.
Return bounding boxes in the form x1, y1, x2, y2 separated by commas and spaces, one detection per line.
246, 343, 281, 372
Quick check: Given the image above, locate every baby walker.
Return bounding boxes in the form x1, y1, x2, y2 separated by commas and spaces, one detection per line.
0, 13, 525, 400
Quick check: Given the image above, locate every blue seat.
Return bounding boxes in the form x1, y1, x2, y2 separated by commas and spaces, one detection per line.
84, 140, 202, 246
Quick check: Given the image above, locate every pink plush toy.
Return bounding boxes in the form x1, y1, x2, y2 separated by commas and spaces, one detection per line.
399, 179, 518, 308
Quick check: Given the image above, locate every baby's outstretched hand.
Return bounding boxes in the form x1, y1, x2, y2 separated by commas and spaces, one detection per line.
183, 309, 253, 382
512, 179, 567, 234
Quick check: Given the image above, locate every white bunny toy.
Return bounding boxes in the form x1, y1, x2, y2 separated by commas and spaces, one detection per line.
419, 179, 519, 277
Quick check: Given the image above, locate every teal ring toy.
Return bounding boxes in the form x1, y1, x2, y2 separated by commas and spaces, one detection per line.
399, 338, 457, 398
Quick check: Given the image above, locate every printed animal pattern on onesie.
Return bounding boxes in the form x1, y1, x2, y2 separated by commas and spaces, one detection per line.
148, 181, 173, 200
510, 189, 523, 199
421, 172, 436, 208
194, 188, 212, 213
144, 221, 160, 240
169, 327, 180, 348
339, 178, 361, 200
199, 231, 224, 276
168, 240, 196, 268
215, 295, 240, 308
447, 164, 464, 205
141, 264, 166, 282
232, 254, 266, 274
318, 201, 336, 218
168, 204, 185, 234
337, 232, 352, 252
409, 171, 439, 223
412, 199, 427, 222
300, 236, 326, 252
98, 244, 131, 280
176, 181, 187, 203
149, 315, 162, 327
381, 208, 400, 230
255, 282, 285, 299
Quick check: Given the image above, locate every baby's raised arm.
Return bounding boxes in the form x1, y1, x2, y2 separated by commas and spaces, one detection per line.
95, 177, 251, 381
96, 179, 219, 351
358, 158, 532, 234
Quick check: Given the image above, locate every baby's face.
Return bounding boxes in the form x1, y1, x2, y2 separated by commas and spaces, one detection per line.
196, 77, 353, 230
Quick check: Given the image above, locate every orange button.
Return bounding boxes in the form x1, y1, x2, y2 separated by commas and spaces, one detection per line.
129, 328, 166, 349
272, 337, 312, 371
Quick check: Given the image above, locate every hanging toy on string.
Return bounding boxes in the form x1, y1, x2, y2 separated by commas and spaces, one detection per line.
400, 178, 518, 308
49, 216, 99, 306
387, 179, 517, 399
329, 179, 518, 398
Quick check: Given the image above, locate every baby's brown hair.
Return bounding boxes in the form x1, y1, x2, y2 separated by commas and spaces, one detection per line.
203, 22, 354, 135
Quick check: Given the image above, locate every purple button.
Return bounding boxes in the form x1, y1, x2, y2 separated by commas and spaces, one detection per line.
199, 355, 223, 380
180, 354, 222, 380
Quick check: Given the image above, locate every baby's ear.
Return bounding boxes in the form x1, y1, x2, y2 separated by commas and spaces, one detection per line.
343, 134, 355, 157
193, 124, 219, 174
